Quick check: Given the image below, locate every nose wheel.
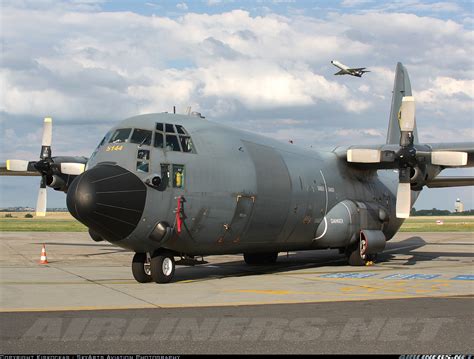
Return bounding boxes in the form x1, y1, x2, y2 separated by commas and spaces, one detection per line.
150, 251, 176, 283
132, 251, 176, 283
132, 252, 152, 283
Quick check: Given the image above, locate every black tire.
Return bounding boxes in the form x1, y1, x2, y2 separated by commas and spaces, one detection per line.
244, 252, 278, 265
132, 252, 152, 283
150, 251, 175, 283
346, 244, 366, 266
345, 238, 373, 266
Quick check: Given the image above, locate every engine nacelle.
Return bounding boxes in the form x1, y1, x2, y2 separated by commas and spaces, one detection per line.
312, 200, 388, 252
46, 173, 77, 192
46, 175, 67, 191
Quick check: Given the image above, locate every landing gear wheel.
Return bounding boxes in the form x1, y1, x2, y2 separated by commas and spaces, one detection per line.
345, 238, 368, 266
132, 252, 152, 283
150, 251, 175, 283
243, 252, 278, 265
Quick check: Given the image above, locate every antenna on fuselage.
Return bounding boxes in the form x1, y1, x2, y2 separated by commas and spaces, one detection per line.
173, 106, 176, 114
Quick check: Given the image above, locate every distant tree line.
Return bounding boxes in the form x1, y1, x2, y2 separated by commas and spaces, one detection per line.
410, 208, 474, 216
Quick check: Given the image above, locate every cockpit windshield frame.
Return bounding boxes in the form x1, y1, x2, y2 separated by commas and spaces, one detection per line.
154, 123, 196, 154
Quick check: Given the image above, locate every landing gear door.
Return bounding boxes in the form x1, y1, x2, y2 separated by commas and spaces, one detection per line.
224, 195, 255, 243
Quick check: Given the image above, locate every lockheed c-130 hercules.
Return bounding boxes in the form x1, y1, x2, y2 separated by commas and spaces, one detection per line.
2, 63, 473, 283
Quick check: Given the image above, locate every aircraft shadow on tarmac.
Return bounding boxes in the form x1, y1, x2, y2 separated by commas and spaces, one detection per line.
33, 237, 473, 281
170, 236, 474, 282
380, 236, 474, 266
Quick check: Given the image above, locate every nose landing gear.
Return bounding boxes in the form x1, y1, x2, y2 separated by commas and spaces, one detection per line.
132, 252, 152, 283
132, 251, 176, 283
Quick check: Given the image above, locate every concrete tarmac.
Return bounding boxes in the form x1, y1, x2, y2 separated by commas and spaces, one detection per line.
0, 231, 473, 353
1, 297, 472, 354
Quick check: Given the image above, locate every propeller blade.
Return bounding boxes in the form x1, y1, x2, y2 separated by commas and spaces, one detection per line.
399, 96, 415, 132
431, 151, 468, 166
42, 117, 52, 147
347, 149, 381, 163
6, 159, 29, 172
36, 178, 47, 217
40, 117, 52, 159
396, 182, 411, 218
60, 163, 86, 175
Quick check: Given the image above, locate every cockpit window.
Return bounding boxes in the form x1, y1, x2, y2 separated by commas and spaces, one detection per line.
176, 125, 187, 135
165, 135, 181, 151
98, 130, 112, 147
109, 128, 131, 143
154, 132, 164, 148
179, 136, 193, 153
154, 122, 196, 153
130, 128, 152, 146
165, 124, 175, 133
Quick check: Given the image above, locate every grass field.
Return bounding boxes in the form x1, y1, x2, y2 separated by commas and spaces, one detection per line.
398, 216, 474, 232
0, 212, 87, 232
0, 212, 473, 232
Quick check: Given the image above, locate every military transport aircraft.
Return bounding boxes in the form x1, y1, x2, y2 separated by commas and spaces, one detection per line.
331, 60, 370, 77
1, 63, 473, 283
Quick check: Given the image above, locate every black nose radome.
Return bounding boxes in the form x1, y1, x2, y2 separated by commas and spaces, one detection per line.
67, 164, 147, 242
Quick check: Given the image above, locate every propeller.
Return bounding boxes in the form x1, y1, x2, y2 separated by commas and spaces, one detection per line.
5, 117, 86, 216
347, 96, 468, 219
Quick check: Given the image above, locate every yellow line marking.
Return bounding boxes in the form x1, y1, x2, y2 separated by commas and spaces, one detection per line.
231, 289, 294, 295
6, 160, 10, 171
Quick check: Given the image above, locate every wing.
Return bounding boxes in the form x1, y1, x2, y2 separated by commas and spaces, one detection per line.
334, 70, 346, 75
348, 67, 366, 71
427, 176, 474, 188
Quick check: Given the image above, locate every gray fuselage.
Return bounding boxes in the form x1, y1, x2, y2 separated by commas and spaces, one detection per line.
85, 113, 408, 256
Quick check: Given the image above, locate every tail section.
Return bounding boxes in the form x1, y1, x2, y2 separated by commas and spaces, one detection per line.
386, 63, 419, 144
345, 61, 472, 218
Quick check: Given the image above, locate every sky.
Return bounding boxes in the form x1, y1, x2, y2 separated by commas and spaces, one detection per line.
0, 0, 473, 210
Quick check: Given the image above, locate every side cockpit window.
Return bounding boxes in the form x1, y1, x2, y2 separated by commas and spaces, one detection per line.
109, 128, 131, 143
154, 122, 195, 153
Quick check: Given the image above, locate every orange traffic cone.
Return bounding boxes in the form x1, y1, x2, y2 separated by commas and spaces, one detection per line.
40, 244, 48, 264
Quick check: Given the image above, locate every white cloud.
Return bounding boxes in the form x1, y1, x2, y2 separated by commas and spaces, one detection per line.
0, 3, 472, 210
341, 0, 374, 7
1, 4, 472, 144
176, 2, 188, 11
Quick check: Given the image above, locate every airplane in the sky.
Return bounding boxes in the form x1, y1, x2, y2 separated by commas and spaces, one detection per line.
1, 63, 473, 284
331, 60, 370, 77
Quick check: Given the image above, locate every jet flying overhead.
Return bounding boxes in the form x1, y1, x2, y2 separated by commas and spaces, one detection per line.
1, 63, 473, 283
331, 60, 370, 77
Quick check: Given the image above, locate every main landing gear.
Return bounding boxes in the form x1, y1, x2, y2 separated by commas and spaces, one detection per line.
345, 235, 376, 266
132, 251, 176, 283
